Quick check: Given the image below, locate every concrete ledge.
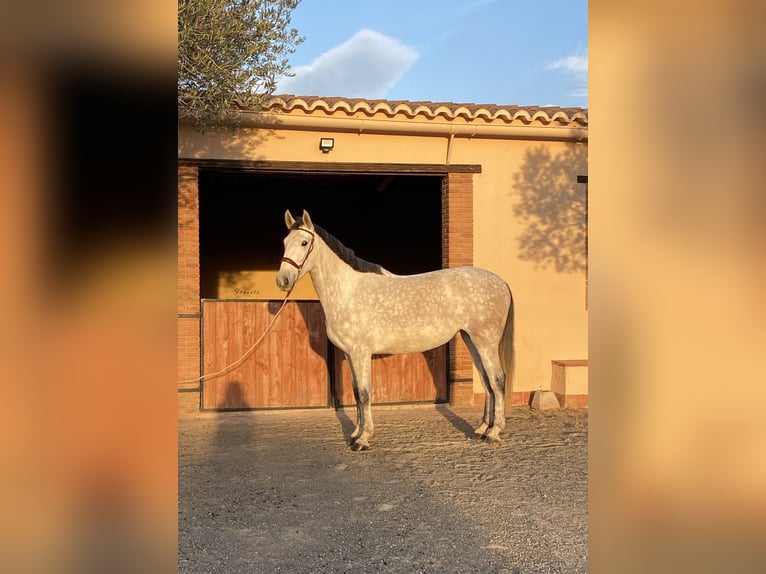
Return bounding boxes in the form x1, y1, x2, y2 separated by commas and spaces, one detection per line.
551, 359, 588, 408
530, 390, 561, 410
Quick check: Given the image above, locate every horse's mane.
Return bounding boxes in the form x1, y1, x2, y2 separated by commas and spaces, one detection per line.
296, 221, 391, 275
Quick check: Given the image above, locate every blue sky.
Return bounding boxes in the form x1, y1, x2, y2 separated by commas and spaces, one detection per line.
276, 0, 588, 108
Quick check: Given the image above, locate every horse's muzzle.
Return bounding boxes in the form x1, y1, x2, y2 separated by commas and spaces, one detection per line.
276, 270, 294, 291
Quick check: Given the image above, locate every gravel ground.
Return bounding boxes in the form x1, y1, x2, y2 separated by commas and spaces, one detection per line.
179, 405, 588, 573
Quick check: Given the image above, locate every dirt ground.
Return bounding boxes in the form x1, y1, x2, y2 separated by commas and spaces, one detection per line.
178, 404, 588, 574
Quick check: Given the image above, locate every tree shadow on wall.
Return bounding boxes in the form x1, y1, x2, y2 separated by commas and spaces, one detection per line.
512, 144, 588, 273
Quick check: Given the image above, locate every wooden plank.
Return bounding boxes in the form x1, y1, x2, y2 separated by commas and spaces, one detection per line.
552, 359, 589, 367
180, 158, 482, 174
333, 346, 448, 406
202, 301, 329, 409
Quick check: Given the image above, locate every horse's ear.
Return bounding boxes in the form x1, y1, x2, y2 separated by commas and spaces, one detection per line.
284, 210, 295, 230
301, 210, 314, 230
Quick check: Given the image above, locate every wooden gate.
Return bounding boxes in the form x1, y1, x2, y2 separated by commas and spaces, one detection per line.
201, 300, 448, 410
202, 300, 329, 409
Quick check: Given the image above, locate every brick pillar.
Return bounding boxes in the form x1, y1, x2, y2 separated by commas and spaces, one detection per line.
442, 173, 475, 406
178, 165, 201, 415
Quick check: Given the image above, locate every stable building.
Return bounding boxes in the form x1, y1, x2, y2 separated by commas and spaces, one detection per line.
178, 95, 588, 416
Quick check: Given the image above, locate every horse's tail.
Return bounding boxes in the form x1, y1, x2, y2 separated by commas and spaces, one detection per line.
499, 285, 515, 393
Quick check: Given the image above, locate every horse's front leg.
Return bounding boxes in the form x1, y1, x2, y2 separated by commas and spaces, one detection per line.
346, 351, 374, 451
346, 353, 362, 441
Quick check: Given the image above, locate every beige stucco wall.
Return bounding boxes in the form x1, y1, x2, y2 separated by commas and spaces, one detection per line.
180, 123, 451, 164
449, 136, 588, 393
179, 113, 587, 395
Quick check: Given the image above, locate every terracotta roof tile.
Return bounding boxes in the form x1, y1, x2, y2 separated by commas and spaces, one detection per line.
267, 94, 587, 126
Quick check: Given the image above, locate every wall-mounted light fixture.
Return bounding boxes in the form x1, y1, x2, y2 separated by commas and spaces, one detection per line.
319, 137, 335, 153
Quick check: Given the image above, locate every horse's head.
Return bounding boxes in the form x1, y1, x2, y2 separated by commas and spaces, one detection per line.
276, 209, 317, 292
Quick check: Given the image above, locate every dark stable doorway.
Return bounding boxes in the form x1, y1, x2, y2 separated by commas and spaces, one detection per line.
198, 170, 443, 299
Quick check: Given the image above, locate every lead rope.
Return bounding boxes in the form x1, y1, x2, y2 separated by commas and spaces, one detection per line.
176, 286, 293, 387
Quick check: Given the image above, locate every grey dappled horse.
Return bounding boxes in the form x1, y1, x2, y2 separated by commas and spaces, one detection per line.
276, 210, 515, 451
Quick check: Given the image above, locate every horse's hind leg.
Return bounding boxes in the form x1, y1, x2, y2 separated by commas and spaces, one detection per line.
460, 332, 494, 439
480, 346, 506, 443
462, 332, 506, 443
484, 369, 506, 442
346, 351, 374, 451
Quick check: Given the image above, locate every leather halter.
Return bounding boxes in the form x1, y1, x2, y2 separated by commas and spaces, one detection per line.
280, 227, 316, 271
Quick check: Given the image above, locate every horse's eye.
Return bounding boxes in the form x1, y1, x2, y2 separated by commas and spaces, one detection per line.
301, 240, 308, 247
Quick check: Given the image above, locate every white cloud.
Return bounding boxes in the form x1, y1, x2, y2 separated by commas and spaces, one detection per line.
546, 54, 588, 74
546, 51, 588, 102
277, 29, 419, 98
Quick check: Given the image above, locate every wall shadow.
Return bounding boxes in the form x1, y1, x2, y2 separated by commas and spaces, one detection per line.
179, 111, 283, 164
512, 143, 588, 273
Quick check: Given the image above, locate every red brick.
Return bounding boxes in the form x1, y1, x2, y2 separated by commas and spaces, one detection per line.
178, 166, 200, 390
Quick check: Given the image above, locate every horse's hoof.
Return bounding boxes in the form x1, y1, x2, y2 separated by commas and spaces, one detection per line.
472, 431, 486, 441
350, 441, 370, 451
484, 433, 502, 444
